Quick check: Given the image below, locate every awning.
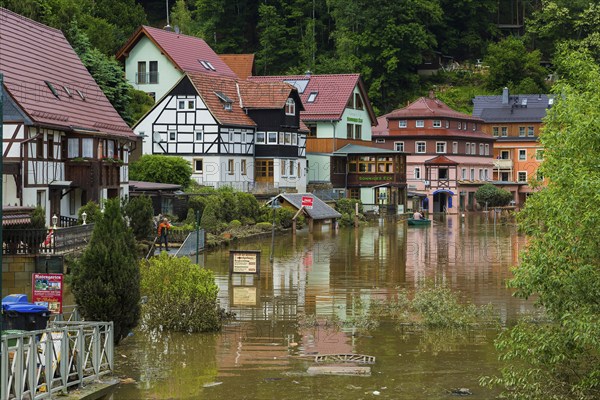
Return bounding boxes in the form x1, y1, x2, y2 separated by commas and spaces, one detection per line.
49, 180, 73, 189
432, 189, 455, 195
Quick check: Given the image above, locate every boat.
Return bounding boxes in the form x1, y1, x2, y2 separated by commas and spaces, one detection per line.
407, 218, 431, 226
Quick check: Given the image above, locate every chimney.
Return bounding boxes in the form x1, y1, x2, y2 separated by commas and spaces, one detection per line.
502, 87, 509, 105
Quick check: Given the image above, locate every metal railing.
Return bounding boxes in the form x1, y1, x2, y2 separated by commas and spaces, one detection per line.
2, 224, 94, 255
0, 321, 114, 400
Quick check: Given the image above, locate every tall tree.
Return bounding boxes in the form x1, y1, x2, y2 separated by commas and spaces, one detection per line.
484, 47, 600, 399
170, 0, 196, 35
256, 3, 292, 74
71, 198, 140, 344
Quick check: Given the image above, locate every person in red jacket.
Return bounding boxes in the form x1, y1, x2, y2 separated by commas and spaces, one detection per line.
157, 218, 171, 251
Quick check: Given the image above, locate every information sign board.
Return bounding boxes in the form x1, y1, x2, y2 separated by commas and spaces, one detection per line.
32, 273, 63, 314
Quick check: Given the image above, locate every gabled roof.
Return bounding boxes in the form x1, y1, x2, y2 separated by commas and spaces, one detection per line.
186, 74, 255, 127
472, 93, 552, 123
0, 8, 134, 138
219, 54, 255, 80
116, 26, 237, 78
387, 97, 482, 122
248, 74, 377, 125
333, 144, 401, 155
273, 193, 342, 221
239, 80, 303, 111
425, 155, 459, 165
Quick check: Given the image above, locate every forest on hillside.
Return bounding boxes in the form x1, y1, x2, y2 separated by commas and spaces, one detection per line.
1, 0, 599, 117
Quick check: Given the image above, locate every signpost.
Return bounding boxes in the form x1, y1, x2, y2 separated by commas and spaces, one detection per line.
229, 250, 261, 275
32, 273, 64, 314
301, 196, 314, 209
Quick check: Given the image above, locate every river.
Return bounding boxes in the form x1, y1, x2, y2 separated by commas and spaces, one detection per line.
112, 214, 532, 399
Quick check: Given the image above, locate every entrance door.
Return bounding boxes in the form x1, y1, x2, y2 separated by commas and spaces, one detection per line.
255, 160, 274, 183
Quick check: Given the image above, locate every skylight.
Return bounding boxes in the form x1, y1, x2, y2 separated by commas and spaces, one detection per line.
44, 81, 59, 98
199, 60, 210, 70
307, 91, 318, 103
76, 89, 86, 101
283, 79, 309, 94
214, 91, 233, 103
63, 86, 72, 97
205, 61, 216, 71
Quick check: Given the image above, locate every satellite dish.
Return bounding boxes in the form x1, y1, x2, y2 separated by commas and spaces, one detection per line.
174, 25, 180, 34
152, 132, 162, 143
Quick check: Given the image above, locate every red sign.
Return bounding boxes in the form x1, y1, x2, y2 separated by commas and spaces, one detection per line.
32, 273, 64, 314
301, 196, 314, 209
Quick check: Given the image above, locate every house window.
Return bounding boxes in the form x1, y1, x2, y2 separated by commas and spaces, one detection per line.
500, 150, 510, 159
518, 171, 527, 182
354, 124, 362, 139
82, 138, 93, 158
279, 132, 285, 144
519, 126, 526, 137
256, 132, 266, 144
518, 149, 527, 160
194, 158, 203, 173
376, 156, 393, 173
228, 159, 234, 175
492, 127, 499, 137
528, 126, 535, 137
255, 160, 274, 178
268, 132, 277, 144
461, 168, 466, 180
394, 142, 404, 152
445, 120, 450, 128
242, 132, 247, 143
535, 149, 544, 160
485, 144, 490, 155
414, 167, 421, 180
458, 122, 462, 129
229, 130, 234, 142
348, 188, 360, 199
68, 138, 79, 158
464, 122, 468, 130
178, 100, 186, 110
106, 140, 115, 158
452, 142, 458, 154
484, 169, 489, 180
284, 132, 291, 145
399, 120, 407, 128
416, 120, 424, 128
470, 143, 476, 154
195, 131, 203, 141
289, 160, 295, 176
436, 142, 446, 153
36, 135, 44, 158
479, 143, 484, 155
470, 168, 475, 180
357, 156, 375, 173
241, 159, 247, 175
169, 131, 176, 141
137, 61, 147, 84
466, 143, 471, 155
285, 98, 296, 115
501, 127, 508, 137
479, 169, 484, 180
376, 138, 385, 144
416, 141, 426, 153
280, 160, 287, 176
433, 120, 441, 128
149, 61, 158, 84
291, 133, 297, 145
47, 135, 54, 159
347, 124, 353, 139
187, 100, 195, 109
439, 168, 448, 180
308, 126, 317, 137
472, 123, 476, 131
354, 93, 364, 110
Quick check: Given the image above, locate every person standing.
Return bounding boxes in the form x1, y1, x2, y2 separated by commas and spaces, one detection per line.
413, 210, 424, 220
157, 218, 171, 251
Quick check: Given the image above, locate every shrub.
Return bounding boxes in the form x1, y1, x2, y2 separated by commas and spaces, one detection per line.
129, 154, 192, 186
71, 198, 140, 344
475, 183, 513, 208
229, 220, 242, 228
276, 207, 294, 229
78, 201, 101, 224
336, 198, 363, 226
256, 222, 272, 231
123, 195, 154, 241
140, 253, 221, 332
200, 198, 220, 234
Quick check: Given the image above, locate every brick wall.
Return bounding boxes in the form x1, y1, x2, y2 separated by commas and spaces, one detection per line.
2, 255, 36, 296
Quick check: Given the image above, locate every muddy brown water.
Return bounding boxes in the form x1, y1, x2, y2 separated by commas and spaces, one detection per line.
109, 214, 531, 399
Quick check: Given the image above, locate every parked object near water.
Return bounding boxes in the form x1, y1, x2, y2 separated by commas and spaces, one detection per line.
1, 294, 50, 331
407, 218, 431, 226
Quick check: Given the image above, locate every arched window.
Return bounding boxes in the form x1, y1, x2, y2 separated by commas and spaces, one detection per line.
285, 98, 296, 115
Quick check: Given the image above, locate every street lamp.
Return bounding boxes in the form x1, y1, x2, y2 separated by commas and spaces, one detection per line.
270, 197, 281, 263
51, 214, 58, 230
82, 211, 87, 225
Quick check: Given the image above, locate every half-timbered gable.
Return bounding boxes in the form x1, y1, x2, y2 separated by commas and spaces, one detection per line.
1, 8, 136, 225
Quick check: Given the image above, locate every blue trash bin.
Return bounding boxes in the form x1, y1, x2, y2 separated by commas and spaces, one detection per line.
2, 294, 50, 331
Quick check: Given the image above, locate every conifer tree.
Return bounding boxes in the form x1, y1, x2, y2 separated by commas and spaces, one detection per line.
71, 198, 140, 344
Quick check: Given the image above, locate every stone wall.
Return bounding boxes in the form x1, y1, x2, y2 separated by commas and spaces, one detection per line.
2, 255, 36, 296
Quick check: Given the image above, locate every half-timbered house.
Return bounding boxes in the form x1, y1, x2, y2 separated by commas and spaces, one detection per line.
134, 73, 307, 193
0, 8, 136, 225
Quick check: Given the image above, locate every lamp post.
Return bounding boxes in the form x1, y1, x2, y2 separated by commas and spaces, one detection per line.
82, 211, 87, 225
270, 197, 281, 263
52, 214, 58, 230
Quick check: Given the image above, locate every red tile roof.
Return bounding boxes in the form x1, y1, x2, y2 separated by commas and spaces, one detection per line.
186, 74, 255, 127
248, 74, 377, 125
425, 155, 459, 165
0, 8, 134, 138
239, 80, 303, 111
219, 54, 255, 80
116, 26, 237, 78
387, 97, 483, 122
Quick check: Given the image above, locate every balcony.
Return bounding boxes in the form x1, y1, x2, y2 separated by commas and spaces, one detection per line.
493, 159, 513, 169
65, 159, 122, 190
135, 71, 159, 85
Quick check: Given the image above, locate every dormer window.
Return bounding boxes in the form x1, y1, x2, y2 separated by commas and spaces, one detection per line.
285, 98, 296, 115
215, 91, 233, 111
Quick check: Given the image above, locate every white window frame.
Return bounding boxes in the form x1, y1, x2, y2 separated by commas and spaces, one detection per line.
193, 158, 203, 173
492, 127, 499, 137
470, 168, 475, 180
470, 143, 476, 154
458, 122, 462, 129
518, 149, 527, 161
528, 126, 535, 137
501, 127, 508, 137
461, 168, 466, 180
416, 141, 426, 153
479, 169, 484, 180
485, 144, 490, 155
256, 131, 266, 144
285, 98, 296, 116
284, 132, 291, 145
82, 138, 93, 158
228, 159, 234, 175
433, 120, 441, 128
479, 143, 484, 155
394, 141, 404, 152
267, 132, 277, 144
291, 133, 297, 145
519, 126, 526, 137
289, 160, 295, 177
399, 120, 407, 128
195, 130, 203, 142
68, 138, 79, 158
416, 120, 424, 128
466, 142, 471, 155
518, 171, 527, 182
177, 100, 186, 110
414, 167, 421, 180
484, 169, 489, 180
375, 138, 385, 143
241, 159, 247, 175
445, 120, 450, 128
436, 141, 447, 154
228, 130, 234, 143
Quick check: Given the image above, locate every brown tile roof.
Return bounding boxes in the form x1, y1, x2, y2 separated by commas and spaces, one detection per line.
0, 8, 134, 138
219, 54, 255, 80
248, 74, 377, 125
116, 26, 237, 78
425, 155, 459, 165
387, 97, 483, 122
239, 80, 303, 111
186, 74, 255, 127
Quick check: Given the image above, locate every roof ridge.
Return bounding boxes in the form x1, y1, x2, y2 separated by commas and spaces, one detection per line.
0, 7, 62, 35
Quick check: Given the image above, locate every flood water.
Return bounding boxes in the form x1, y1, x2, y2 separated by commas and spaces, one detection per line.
113, 214, 532, 399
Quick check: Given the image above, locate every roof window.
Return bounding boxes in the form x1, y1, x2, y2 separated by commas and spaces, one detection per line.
307, 91, 318, 103
76, 89, 86, 101
283, 79, 309, 94
44, 81, 59, 99
199, 60, 216, 71
62, 86, 73, 97
215, 91, 233, 111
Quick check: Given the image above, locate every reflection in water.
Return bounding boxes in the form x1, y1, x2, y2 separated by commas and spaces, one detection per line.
113, 214, 530, 399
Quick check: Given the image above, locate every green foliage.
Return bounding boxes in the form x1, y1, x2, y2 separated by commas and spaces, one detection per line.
484, 36, 548, 92
474, 184, 513, 208
336, 198, 363, 226
200, 198, 220, 234
123, 195, 154, 241
128, 88, 155, 125
484, 49, 600, 399
78, 201, 101, 224
229, 220, 242, 228
71, 198, 140, 344
140, 253, 221, 333
129, 155, 192, 186
30, 206, 46, 229
255, 222, 273, 231
275, 207, 294, 229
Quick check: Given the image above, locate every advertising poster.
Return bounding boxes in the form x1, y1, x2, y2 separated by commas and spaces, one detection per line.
32, 273, 63, 314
